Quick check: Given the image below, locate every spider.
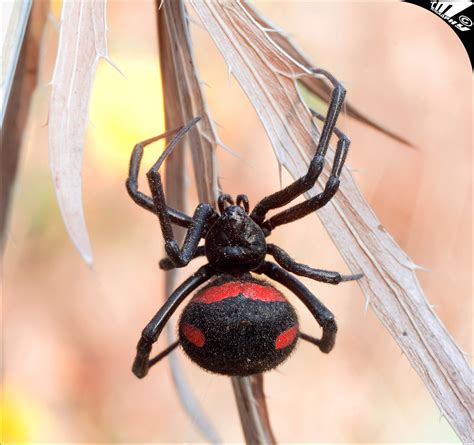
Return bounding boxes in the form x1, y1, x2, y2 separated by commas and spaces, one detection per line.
126, 69, 362, 378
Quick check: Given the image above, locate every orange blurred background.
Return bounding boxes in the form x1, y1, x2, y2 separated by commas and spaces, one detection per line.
2, 1, 471, 443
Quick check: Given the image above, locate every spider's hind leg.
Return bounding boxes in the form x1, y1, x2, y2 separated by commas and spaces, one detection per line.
133, 264, 215, 378
148, 340, 180, 369
299, 332, 325, 349
256, 261, 337, 353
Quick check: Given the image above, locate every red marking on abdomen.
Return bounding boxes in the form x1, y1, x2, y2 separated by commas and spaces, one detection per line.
193, 281, 286, 304
275, 326, 298, 349
181, 323, 205, 347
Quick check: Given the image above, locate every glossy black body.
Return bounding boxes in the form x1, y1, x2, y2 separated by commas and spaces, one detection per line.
127, 68, 362, 379
205, 206, 267, 274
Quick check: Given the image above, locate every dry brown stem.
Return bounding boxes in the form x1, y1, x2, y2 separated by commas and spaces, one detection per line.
158, 1, 221, 442
1, 1, 48, 248
232, 375, 277, 445
158, 2, 277, 442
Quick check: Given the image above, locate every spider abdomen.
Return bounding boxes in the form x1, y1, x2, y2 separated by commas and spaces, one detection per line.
178, 277, 299, 376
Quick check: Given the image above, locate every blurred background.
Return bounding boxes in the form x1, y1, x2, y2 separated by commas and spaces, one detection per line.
2, 1, 471, 443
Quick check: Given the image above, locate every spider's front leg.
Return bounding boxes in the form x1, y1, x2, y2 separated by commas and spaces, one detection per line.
134, 118, 217, 268
126, 124, 197, 228
261, 110, 350, 233
147, 163, 216, 268
133, 264, 215, 378
250, 68, 346, 227
159, 246, 206, 271
257, 261, 337, 353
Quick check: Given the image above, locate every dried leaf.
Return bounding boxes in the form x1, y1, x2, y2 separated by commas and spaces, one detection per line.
49, 0, 108, 265
243, 2, 411, 146
190, 1, 472, 442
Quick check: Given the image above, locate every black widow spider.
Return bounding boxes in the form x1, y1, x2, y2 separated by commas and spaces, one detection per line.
127, 69, 362, 378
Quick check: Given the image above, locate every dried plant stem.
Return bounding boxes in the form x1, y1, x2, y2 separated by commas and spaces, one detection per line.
189, 2, 473, 442
244, 2, 410, 146
158, 2, 221, 443
232, 375, 276, 445
157, 1, 276, 443
1, 1, 47, 249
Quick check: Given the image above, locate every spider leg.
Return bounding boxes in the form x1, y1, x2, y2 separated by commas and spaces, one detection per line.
267, 244, 362, 284
262, 129, 349, 233
132, 264, 215, 378
148, 340, 180, 369
256, 261, 337, 353
299, 332, 326, 349
159, 246, 207, 271
310, 108, 345, 139
250, 68, 346, 225
143, 119, 217, 267
126, 121, 198, 228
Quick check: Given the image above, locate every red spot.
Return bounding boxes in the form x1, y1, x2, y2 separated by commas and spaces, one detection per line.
182, 323, 205, 347
275, 326, 298, 349
193, 281, 286, 304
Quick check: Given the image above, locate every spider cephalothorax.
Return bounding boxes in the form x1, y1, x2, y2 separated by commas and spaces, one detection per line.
126, 69, 361, 378
205, 203, 267, 274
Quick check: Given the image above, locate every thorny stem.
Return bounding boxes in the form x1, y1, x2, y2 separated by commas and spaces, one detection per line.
232, 375, 277, 445
157, 1, 276, 443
